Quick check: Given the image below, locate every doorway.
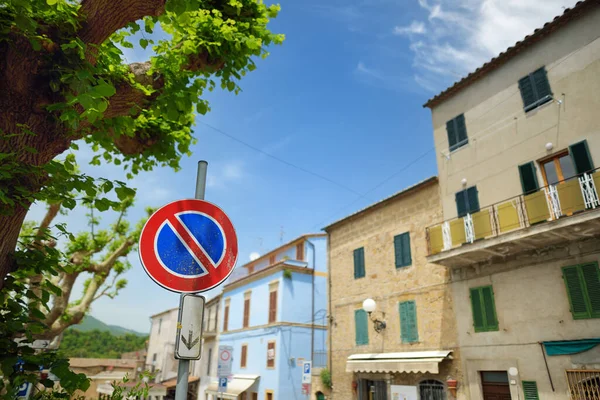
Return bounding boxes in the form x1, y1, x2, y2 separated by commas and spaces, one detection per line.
480, 371, 511, 400
358, 379, 388, 400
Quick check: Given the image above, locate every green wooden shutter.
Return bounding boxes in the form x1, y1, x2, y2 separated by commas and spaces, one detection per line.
467, 186, 480, 214
354, 309, 369, 345
446, 119, 457, 150
522, 381, 539, 400
399, 301, 418, 343
354, 248, 365, 279
456, 190, 467, 218
402, 233, 411, 267
518, 75, 536, 110
581, 263, 600, 317
532, 67, 552, 100
470, 288, 485, 331
563, 266, 591, 319
569, 140, 595, 175
455, 114, 468, 148
394, 233, 412, 268
481, 286, 499, 330
518, 162, 540, 194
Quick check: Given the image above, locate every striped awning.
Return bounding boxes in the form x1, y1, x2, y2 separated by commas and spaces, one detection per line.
346, 351, 452, 374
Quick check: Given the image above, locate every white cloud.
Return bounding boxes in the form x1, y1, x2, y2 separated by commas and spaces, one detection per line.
401, 0, 580, 92
206, 161, 245, 189
393, 21, 427, 35
355, 62, 385, 81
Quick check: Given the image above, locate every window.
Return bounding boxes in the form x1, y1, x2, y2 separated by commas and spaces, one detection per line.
354, 309, 369, 345
252, 394, 258, 400
267, 341, 276, 368
240, 344, 248, 368
569, 140, 595, 175
540, 151, 576, 186
394, 232, 412, 268
265, 391, 274, 400
446, 114, 468, 151
562, 262, 600, 320
399, 300, 418, 343
204, 307, 211, 331
522, 381, 540, 400
269, 254, 276, 264
455, 186, 480, 217
243, 292, 251, 328
151, 353, 157, 373
296, 242, 304, 261
470, 286, 499, 332
240, 393, 247, 400
268, 287, 278, 324
206, 348, 212, 375
518, 66, 552, 111
518, 162, 540, 194
353, 247, 365, 279
247, 265, 254, 274
419, 380, 446, 400
566, 369, 600, 400
223, 302, 230, 332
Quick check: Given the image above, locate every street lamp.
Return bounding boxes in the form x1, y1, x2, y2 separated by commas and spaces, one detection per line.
362, 298, 386, 333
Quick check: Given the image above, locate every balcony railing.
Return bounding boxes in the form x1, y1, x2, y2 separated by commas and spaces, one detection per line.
312, 350, 327, 368
427, 169, 600, 256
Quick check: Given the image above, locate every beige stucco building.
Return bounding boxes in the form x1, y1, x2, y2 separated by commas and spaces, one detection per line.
325, 177, 462, 400
197, 294, 221, 400
424, 1, 600, 400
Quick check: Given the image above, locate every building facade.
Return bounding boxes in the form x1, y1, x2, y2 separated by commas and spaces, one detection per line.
198, 294, 221, 400
424, 2, 600, 399
205, 234, 328, 400
325, 177, 461, 400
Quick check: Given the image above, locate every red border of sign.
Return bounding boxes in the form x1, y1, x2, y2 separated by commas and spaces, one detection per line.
139, 199, 238, 293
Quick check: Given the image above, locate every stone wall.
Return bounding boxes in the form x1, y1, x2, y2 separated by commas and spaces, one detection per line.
327, 179, 463, 399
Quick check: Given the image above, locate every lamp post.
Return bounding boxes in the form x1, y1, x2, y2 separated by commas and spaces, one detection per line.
362, 299, 386, 333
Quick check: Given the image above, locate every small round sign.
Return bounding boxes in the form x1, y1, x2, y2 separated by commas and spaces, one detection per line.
139, 199, 238, 293
220, 349, 231, 362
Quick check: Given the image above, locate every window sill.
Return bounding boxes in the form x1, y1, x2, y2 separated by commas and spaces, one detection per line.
524, 95, 553, 113
395, 264, 412, 269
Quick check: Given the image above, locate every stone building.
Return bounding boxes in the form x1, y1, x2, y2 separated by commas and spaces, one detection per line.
325, 177, 461, 400
424, 1, 600, 399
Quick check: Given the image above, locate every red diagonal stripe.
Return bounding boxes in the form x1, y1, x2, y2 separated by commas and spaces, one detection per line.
167, 215, 217, 271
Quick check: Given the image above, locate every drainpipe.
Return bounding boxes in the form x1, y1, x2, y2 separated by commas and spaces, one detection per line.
326, 234, 333, 400
307, 239, 316, 369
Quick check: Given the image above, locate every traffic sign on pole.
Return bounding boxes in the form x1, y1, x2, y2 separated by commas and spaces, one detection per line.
175, 294, 205, 360
16, 382, 32, 400
217, 345, 233, 377
302, 361, 312, 384
218, 377, 228, 392
139, 198, 238, 293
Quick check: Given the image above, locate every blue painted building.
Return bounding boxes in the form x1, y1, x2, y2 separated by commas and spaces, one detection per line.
206, 234, 328, 400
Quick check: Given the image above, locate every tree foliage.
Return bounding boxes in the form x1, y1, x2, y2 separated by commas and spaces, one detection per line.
59, 330, 148, 359
0, 0, 283, 397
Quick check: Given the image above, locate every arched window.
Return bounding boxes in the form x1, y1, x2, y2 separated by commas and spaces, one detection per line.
419, 380, 446, 400
316, 391, 325, 400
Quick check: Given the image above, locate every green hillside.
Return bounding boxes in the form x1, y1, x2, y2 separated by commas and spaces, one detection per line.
69, 315, 147, 336
59, 329, 148, 359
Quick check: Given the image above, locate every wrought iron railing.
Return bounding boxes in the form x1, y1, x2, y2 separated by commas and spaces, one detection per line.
312, 350, 327, 368
566, 369, 600, 400
426, 168, 600, 256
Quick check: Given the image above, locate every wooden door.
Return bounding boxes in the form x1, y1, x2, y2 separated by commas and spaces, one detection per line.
481, 371, 511, 400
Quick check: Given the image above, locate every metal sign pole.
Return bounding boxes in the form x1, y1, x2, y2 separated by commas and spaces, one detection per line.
175, 161, 208, 400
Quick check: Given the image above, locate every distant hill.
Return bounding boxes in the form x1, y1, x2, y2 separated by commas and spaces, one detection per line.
69, 315, 147, 336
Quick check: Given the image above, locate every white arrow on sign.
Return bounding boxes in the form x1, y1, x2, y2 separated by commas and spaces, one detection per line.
175, 294, 205, 360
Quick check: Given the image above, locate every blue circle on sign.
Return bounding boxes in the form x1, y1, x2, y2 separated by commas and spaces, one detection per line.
155, 212, 225, 278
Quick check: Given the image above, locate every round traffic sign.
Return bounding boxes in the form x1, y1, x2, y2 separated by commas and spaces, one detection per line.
139, 199, 238, 293
220, 349, 231, 362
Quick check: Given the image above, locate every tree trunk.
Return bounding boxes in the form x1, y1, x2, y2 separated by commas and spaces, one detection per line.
0, 207, 29, 287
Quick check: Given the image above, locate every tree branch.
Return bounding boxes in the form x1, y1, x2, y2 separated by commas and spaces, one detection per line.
78, 0, 166, 46
99, 239, 134, 271
93, 273, 119, 301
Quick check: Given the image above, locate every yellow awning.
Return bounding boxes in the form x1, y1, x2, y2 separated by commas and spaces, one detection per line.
346, 350, 452, 374
205, 375, 259, 399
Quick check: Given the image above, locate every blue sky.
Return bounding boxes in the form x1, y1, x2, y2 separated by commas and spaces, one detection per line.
26, 0, 578, 333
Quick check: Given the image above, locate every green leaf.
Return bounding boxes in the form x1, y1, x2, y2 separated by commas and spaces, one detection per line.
94, 82, 116, 98
115, 186, 136, 201
95, 198, 110, 212
140, 39, 149, 49
31, 308, 46, 319
47, 0, 58, 4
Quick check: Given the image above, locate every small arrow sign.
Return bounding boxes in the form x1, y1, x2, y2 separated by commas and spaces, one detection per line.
175, 294, 205, 360
180, 329, 200, 350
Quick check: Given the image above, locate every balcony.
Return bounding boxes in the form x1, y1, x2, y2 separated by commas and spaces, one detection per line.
426, 169, 600, 268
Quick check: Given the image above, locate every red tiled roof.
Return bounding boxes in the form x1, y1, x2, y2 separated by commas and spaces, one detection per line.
423, 0, 598, 108
69, 358, 138, 369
